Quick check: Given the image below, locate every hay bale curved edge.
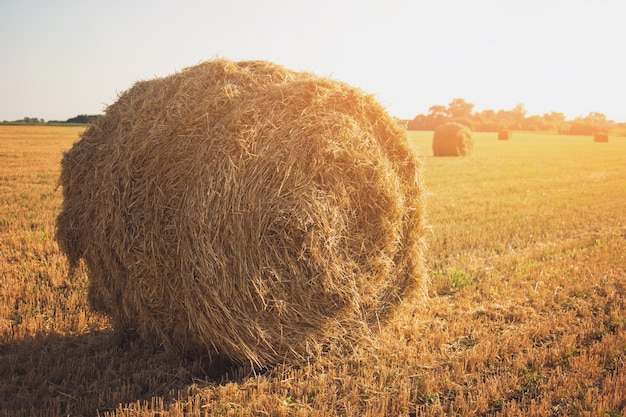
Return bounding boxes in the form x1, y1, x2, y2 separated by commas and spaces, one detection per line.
594, 132, 609, 142
498, 130, 511, 140
432, 122, 473, 156
55, 58, 426, 367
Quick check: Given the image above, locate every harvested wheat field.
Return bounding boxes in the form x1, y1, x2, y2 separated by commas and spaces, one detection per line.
54, 59, 425, 368
1, 125, 626, 416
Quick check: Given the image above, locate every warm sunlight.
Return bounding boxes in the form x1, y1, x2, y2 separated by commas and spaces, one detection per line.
1, 0, 625, 123
1, 1, 625, 415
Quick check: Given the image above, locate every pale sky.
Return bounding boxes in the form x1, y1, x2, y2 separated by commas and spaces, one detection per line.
1, 0, 625, 122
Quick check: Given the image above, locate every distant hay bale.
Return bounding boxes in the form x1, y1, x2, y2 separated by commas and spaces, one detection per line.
55, 58, 425, 368
432, 122, 473, 156
498, 130, 511, 140
594, 132, 609, 142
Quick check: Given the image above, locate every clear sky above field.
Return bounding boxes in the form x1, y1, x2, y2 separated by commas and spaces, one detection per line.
0, 0, 625, 122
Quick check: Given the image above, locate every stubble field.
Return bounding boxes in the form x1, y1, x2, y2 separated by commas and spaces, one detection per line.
0, 125, 625, 416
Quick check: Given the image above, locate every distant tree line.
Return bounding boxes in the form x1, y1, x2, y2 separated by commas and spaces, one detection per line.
5, 117, 47, 124
404, 98, 624, 135
3, 106, 624, 135
63, 114, 101, 124
1, 114, 101, 125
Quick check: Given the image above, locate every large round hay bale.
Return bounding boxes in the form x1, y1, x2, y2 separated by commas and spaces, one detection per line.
56, 59, 425, 367
432, 122, 473, 156
594, 132, 609, 142
498, 129, 511, 140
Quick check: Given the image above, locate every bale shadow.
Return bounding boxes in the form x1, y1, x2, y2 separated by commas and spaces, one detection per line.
0, 329, 249, 416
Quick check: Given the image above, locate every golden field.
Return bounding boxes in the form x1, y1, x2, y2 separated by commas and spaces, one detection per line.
0, 125, 624, 416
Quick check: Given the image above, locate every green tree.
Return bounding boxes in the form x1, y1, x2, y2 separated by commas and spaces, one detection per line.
511, 103, 527, 128
522, 115, 550, 131
66, 114, 100, 124
446, 98, 474, 119
569, 112, 610, 135
426, 105, 448, 129
543, 112, 565, 123
475, 109, 504, 132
